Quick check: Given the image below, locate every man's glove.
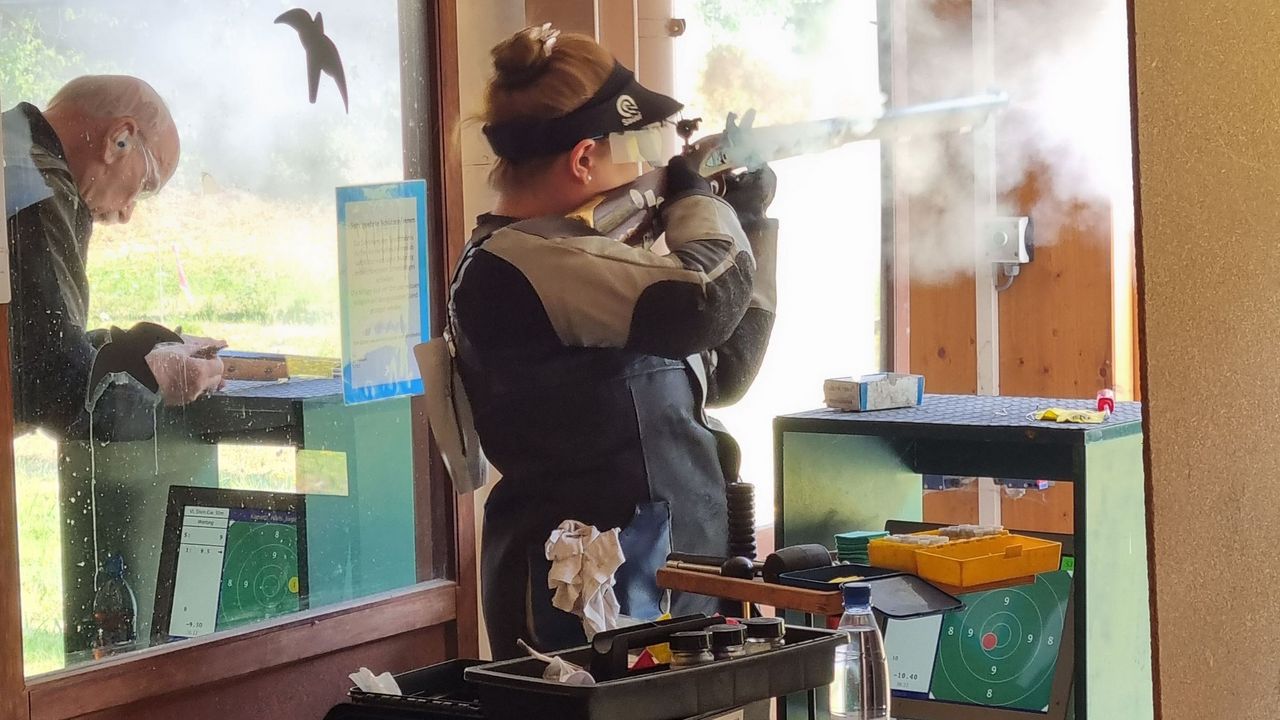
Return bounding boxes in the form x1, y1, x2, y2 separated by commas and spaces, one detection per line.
722, 164, 777, 229
663, 154, 713, 202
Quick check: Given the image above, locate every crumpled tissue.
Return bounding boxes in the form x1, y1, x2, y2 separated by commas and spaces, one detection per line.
517, 639, 596, 685
349, 667, 401, 695
545, 519, 625, 639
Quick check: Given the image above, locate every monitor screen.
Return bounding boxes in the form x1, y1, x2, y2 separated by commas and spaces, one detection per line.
886, 558, 1072, 713
153, 487, 308, 643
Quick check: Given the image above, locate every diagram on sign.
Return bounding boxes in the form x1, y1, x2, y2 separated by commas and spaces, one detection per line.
219, 517, 301, 628
929, 568, 1071, 711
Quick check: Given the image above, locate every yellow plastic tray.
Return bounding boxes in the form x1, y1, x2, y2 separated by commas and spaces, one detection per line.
868, 531, 1062, 588
867, 532, 939, 573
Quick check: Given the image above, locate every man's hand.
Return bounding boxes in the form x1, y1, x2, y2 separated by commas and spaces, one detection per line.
179, 333, 227, 350
145, 338, 226, 406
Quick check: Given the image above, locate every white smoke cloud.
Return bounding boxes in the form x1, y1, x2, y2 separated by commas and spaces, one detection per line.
675, 0, 1132, 282
890, 0, 1133, 281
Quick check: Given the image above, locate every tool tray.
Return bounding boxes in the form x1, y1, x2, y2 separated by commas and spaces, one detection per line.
463, 625, 843, 720
868, 531, 1062, 588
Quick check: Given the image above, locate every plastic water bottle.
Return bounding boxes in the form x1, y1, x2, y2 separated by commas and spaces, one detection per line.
829, 583, 890, 719
92, 554, 138, 658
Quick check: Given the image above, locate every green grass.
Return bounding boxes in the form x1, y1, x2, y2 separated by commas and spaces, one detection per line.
87, 190, 342, 357
16, 191, 344, 676
16, 432, 66, 676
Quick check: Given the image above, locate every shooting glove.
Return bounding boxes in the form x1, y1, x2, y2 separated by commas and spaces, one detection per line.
721, 164, 778, 230
662, 154, 713, 204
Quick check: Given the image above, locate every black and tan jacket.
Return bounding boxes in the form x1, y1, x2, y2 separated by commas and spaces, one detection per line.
449, 188, 776, 658
3, 102, 156, 441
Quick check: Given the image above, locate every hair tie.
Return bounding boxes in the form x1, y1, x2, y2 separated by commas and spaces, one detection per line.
528, 22, 561, 56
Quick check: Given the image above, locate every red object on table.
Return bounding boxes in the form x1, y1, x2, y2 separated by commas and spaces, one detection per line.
1096, 389, 1115, 414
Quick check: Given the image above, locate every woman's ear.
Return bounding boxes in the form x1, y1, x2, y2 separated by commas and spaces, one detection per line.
567, 138, 598, 185
103, 118, 140, 164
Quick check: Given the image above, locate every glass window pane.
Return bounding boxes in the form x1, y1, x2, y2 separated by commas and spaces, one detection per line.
2, 0, 430, 676
673, 2, 885, 518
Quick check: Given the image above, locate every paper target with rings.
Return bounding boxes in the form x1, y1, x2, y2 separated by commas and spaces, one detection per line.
218, 519, 301, 628
929, 569, 1072, 711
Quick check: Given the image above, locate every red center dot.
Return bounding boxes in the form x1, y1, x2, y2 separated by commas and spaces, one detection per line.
981, 632, 998, 651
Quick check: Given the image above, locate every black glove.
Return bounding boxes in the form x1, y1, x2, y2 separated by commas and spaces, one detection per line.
663, 154, 713, 201
722, 164, 777, 228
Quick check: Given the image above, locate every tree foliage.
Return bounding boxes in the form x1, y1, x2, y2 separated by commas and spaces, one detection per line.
690, 0, 845, 126
0, 12, 85, 105
696, 0, 839, 53
696, 44, 810, 127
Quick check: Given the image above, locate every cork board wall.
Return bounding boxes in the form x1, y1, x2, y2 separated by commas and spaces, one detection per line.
1133, 2, 1280, 718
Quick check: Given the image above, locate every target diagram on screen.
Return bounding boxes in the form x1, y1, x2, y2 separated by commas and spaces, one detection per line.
219, 520, 301, 627
930, 569, 1071, 711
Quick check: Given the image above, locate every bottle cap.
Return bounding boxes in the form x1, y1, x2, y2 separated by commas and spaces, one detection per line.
743, 617, 785, 640
669, 630, 711, 653
841, 582, 872, 607
708, 623, 746, 648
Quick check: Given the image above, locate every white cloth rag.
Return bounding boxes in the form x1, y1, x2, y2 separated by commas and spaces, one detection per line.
544, 520, 625, 640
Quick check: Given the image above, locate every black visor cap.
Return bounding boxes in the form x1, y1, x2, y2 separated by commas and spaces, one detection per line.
482, 62, 683, 163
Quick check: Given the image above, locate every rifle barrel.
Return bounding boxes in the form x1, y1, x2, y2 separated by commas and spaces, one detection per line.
715, 91, 1010, 172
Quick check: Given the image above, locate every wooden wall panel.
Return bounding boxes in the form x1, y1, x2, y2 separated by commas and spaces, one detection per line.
0, 305, 27, 720
525, 0, 597, 35
77, 627, 448, 720
0, 90, 29, 720
1000, 482, 1074, 535
636, 0, 675, 94
599, 0, 639, 71
925, 482, 1074, 534
898, 1, 979, 395
1133, 1, 1280, 717
0, 79, 27, 717
999, 169, 1114, 399
922, 488, 979, 526
896, 2, 1122, 400
909, 278, 978, 395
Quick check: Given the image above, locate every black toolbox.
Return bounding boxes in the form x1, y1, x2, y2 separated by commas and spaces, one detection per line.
329, 622, 841, 720
464, 625, 842, 720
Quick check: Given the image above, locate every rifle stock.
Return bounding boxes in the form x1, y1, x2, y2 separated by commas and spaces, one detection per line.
572, 168, 667, 247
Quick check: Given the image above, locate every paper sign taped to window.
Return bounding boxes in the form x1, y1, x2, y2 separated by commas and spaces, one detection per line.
336, 180, 429, 405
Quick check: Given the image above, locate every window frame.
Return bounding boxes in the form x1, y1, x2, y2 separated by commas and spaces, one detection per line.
0, 1, 473, 716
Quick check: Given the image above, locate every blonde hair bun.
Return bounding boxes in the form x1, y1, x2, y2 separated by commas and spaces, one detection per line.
492, 23, 561, 89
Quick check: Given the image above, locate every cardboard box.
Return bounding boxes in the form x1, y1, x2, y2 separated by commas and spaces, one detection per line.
823, 373, 924, 412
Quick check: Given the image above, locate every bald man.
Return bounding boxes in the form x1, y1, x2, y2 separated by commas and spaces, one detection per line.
3, 75, 224, 440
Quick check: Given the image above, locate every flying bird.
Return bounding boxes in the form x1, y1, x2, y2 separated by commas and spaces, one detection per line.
85, 321, 184, 411
275, 8, 349, 113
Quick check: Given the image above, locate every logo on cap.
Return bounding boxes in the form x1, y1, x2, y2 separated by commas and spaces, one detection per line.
617, 95, 642, 126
